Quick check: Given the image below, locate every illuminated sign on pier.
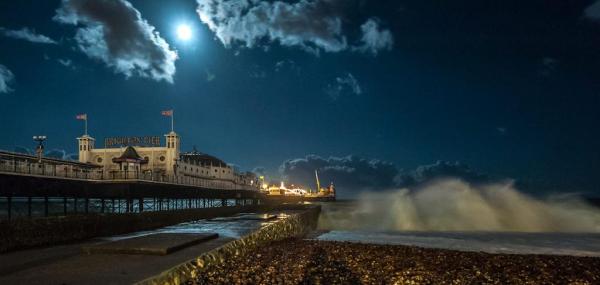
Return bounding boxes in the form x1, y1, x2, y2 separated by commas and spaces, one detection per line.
104, 136, 161, 148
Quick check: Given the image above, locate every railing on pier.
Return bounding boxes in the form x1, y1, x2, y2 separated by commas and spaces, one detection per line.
0, 196, 257, 220
0, 154, 259, 191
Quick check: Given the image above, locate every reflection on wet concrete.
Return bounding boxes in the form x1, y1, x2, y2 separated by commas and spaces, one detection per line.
104, 211, 298, 241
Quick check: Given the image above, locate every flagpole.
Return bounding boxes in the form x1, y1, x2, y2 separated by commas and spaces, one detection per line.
85, 117, 88, 136
171, 111, 174, 132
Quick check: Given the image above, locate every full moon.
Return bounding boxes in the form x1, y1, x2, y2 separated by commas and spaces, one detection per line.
176, 24, 192, 41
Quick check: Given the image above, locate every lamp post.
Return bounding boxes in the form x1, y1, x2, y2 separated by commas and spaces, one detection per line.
33, 135, 47, 163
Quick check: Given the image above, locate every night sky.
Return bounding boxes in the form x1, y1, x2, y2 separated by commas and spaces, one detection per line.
1, 0, 599, 197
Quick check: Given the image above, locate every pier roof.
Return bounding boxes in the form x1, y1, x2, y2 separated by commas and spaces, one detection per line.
112, 146, 148, 164
180, 151, 227, 167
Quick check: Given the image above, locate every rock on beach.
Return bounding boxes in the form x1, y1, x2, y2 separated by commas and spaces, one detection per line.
194, 238, 600, 284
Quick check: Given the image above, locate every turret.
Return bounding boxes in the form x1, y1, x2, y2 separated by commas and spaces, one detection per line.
77, 134, 95, 163
164, 131, 180, 175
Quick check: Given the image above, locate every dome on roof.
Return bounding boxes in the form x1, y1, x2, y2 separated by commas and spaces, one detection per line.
112, 146, 148, 164
180, 151, 227, 167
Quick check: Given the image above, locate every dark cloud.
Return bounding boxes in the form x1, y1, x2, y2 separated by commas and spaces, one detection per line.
0, 27, 58, 44
12, 146, 77, 160
279, 155, 495, 197
54, 0, 178, 82
325, 73, 361, 100
0, 64, 14, 94
395, 161, 492, 188
45, 149, 78, 160
248, 64, 267, 78
252, 166, 266, 176
584, 1, 600, 21
196, 0, 393, 55
13, 146, 32, 155
274, 59, 300, 74
58, 58, 72, 67
279, 154, 399, 194
45, 149, 68, 159
57, 58, 77, 70
354, 18, 394, 55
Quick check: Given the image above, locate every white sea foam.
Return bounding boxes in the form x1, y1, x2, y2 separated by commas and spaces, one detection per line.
315, 230, 600, 257
319, 179, 600, 232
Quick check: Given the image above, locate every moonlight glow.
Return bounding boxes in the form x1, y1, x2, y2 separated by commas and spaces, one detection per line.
176, 24, 192, 41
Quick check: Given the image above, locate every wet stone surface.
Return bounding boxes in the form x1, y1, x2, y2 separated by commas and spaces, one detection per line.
209, 213, 278, 222
193, 238, 600, 284
82, 233, 218, 255
105, 212, 291, 242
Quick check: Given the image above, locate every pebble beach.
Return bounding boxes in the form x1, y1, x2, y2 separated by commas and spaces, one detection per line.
195, 238, 600, 284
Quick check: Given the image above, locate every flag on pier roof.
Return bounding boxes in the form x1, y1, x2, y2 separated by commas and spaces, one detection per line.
76, 114, 87, 120
161, 110, 173, 116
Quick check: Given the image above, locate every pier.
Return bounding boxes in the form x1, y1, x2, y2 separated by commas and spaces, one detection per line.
0, 150, 323, 284
0, 141, 330, 285
0, 150, 263, 220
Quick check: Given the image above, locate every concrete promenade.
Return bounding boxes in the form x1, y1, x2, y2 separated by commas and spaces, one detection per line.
0, 234, 235, 284
0, 205, 321, 284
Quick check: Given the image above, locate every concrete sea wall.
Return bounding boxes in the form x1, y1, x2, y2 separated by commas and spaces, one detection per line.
137, 204, 321, 285
0, 206, 257, 253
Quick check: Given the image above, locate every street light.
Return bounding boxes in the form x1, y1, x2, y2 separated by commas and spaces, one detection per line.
33, 135, 47, 163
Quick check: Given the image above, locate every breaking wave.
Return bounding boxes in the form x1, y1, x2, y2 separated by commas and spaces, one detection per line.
319, 179, 600, 232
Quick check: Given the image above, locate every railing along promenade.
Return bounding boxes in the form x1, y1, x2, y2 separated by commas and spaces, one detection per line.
0, 152, 263, 220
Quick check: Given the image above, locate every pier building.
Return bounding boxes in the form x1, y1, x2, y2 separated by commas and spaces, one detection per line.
77, 131, 257, 189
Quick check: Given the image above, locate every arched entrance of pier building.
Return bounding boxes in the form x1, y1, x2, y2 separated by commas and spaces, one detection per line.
111, 146, 148, 179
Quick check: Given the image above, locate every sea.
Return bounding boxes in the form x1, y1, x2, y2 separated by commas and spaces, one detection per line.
311, 197, 600, 257
102, 179, 600, 258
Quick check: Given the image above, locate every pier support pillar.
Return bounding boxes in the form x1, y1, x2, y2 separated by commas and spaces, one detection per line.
44, 196, 49, 217
27, 197, 32, 217
7, 196, 11, 220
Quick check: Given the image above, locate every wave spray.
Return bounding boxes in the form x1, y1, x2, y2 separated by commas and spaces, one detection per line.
319, 179, 600, 232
